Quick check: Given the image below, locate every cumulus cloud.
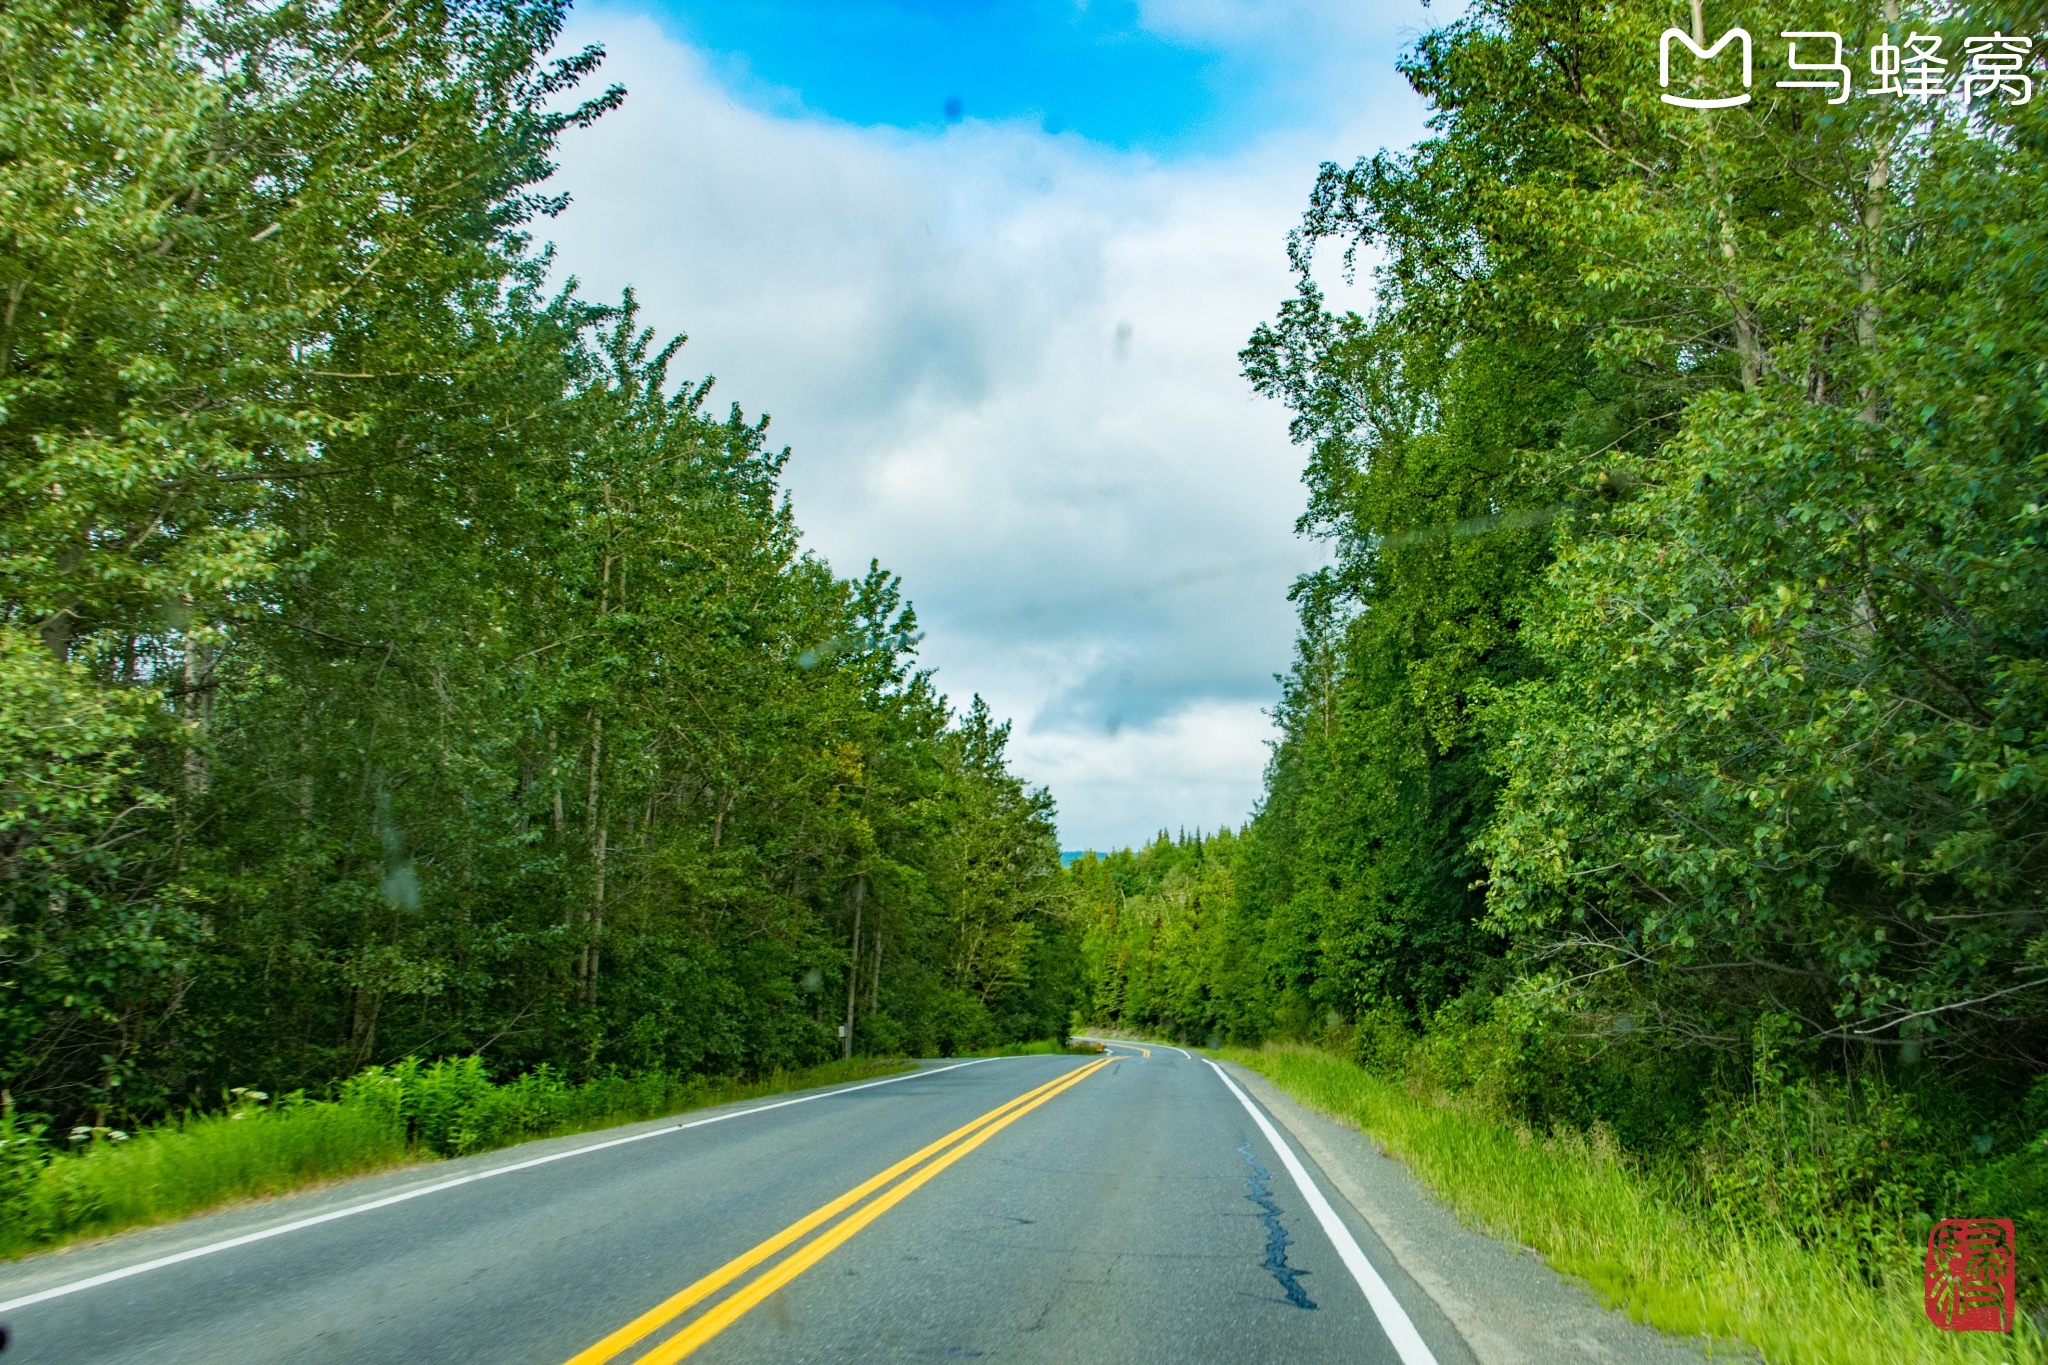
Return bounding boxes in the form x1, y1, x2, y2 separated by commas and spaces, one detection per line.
542, 7, 1429, 847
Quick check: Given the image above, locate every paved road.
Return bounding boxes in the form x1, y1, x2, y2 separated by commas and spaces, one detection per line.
0, 1046, 1476, 1364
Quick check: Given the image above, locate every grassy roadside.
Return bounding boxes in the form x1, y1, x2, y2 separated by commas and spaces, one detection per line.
1223, 1044, 2039, 1365
0, 1055, 912, 1261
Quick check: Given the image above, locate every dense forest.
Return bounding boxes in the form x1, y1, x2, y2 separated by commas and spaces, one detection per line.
1080, 0, 2045, 1294
0, 0, 1078, 1131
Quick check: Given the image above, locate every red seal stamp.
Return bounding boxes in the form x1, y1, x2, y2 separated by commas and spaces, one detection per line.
1924, 1218, 2016, 1332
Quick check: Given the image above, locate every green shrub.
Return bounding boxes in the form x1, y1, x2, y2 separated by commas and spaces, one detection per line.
1697, 1072, 1937, 1261
1946, 1082, 2048, 1310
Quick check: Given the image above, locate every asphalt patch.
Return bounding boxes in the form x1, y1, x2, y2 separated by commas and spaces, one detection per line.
1237, 1140, 1316, 1310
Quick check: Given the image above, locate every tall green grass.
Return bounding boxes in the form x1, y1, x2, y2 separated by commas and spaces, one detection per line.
0, 1056, 910, 1259
1227, 1044, 2041, 1365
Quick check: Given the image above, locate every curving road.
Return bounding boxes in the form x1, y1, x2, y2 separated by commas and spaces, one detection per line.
0, 1046, 1477, 1364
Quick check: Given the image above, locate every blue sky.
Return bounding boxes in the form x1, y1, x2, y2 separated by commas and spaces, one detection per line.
547, 0, 1437, 848
639, 0, 1347, 152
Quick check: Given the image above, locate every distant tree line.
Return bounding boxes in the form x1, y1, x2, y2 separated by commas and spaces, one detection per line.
1, 0, 1076, 1127
1078, 0, 2045, 1275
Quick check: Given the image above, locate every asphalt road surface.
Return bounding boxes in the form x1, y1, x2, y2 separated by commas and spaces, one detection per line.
0, 1045, 1479, 1364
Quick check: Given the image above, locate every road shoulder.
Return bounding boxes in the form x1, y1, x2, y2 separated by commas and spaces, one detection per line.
1223, 1062, 1741, 1365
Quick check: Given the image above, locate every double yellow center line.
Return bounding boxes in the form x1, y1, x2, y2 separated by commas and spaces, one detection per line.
562, 1056, 1115, 1365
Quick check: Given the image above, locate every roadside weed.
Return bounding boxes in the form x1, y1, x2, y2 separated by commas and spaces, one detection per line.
1231, 1044, 2042, 1365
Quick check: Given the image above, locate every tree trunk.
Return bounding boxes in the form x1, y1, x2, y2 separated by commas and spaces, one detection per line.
1692, 0, 1760, 392
586, 821, 605, 1002
38, 604, 73, 662
843, 876, 866, 1059
182, 627, 215, 797
38, 545, 79, 663
583, 715, 604, 998
1858, 1, 1900, 423
549, 728, 564, 834
581, 530, 615, 1000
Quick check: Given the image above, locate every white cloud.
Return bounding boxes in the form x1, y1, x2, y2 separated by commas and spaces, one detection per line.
1021, 699, 1280, 849
543, 8, 1428, 848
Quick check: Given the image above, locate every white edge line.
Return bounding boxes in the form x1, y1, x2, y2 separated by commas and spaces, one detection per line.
0, 1057, 1026, 1316
1205, 1059, 1438, 1365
